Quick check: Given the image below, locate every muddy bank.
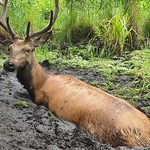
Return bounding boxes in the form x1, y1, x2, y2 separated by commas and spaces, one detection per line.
0, 69, 149, 150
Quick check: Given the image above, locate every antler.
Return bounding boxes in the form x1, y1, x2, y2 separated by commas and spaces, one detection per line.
0, 0, 17, 39
25, 0, 59, 39
0, 0, 8, 32
0, 0, 7, 25
0, 0, 59, 42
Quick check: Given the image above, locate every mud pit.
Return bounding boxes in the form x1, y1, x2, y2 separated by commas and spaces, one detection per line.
0, 67, 150, 150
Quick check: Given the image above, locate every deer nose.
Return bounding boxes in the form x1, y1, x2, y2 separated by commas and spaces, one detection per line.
3, 60, 16, 72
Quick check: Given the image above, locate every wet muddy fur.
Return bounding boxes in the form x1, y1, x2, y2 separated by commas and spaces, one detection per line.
17, 64, 35, 100
0, 71, 115, 150
0, 70, 150, 150
0, 0, 149, 148
10, 57, 150, 148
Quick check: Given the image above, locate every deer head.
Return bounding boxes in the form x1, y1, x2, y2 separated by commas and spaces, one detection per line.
0, 0, 59, 72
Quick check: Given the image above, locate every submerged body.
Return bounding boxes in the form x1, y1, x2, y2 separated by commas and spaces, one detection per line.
1, 0, 150, 147
16, 56, 150, 148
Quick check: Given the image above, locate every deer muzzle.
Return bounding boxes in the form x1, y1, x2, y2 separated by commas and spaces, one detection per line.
3, 60, 17, 72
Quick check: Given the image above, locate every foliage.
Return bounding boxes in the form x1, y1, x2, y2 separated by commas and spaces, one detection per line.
35, 44, 59, 62
15, 100, 30, 108
8, 0, 53, 36
0, 0, 147, 56
0, 49, 7, 69
0, 0, 149, 120
35, 47, 150, 107
98, 14, 132, 56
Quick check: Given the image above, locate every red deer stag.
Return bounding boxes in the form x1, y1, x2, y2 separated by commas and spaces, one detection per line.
0, 0, 150, 148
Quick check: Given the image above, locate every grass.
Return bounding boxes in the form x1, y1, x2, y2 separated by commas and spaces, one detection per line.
49, 113, 57, 122
35, 47, 150, 106
15, 100, 30, 108
0, 44, 149, 111
0, 58, 5, 70
1, 42, 149, 106
0, 52, 7, 70
0, 0, 148, 112
0, 0, 147, 57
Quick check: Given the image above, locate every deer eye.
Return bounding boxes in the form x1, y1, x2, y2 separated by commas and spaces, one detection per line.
25, 49, 30, 53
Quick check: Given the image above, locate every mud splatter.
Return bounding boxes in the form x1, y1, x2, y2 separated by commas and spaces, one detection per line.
0, 70, 149, 150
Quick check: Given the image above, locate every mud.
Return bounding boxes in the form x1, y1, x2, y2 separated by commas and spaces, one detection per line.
0, 66, 150, 150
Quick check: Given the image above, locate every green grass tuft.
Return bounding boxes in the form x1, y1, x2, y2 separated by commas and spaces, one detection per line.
15, 101, 30, 108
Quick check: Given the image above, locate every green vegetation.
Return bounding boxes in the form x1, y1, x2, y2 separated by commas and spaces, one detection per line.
15, 101, 30, 108
35, 48, 150, 106
49, 113, 57, 122
2, 0, 148, 56
0, 0, 149, 108
0, 50, 7, 69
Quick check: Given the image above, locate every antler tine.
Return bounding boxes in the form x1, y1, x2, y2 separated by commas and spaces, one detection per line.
29, 0, 59, 39
0, 0, 3, 6
0, 0, 17, 39
52, 0, 59, 24
25, 21, 31, 39
0, 21, 8, 31
0, 0, 8, 31
6, 17, 16, 39
29, 10, 53, 39
1, 0, 8, 24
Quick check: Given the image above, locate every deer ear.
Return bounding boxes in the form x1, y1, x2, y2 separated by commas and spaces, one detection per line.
33, 31, 52, 47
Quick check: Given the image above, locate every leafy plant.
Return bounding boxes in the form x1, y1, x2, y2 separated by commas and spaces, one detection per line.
15, 100, 30, 108
0, 0, 147, 57
99, 14, 132, 56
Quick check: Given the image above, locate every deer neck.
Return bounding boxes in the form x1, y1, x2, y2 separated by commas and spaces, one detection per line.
16, 54, 49, 100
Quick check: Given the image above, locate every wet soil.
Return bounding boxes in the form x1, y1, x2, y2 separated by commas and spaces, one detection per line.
0, 66, 150, 150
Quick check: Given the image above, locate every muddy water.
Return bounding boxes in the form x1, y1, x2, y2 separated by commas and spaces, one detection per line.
0, 70, 149, 150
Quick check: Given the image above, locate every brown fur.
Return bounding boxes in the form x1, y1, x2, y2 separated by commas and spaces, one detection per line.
1, 0, 150, 146
14, 49, 150, 148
